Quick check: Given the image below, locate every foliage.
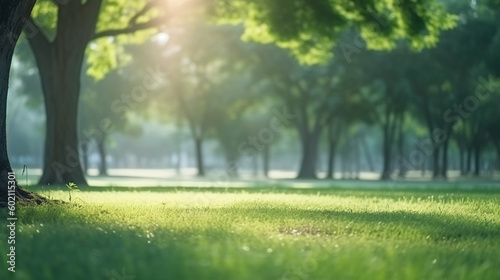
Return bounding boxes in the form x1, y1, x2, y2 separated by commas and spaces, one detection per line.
30, 0, 159, 80
212, 0, 458, 64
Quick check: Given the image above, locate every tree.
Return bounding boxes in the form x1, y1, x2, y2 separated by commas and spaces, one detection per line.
26, 0, 201, 186
144, 21, 255, 176
214, 0, 457, 179
0, 0, 47, 206
349, 47, 413, 180
250, 46, 342, 179
405, 1, 499, 178
211, 74, 260, 177
79, 70, 139, 176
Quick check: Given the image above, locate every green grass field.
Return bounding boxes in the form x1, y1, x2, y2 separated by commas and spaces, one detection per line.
1, 186, 500, 280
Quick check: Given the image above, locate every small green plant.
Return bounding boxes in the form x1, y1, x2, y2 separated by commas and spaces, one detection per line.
65, 182, 79, 202
21, 163, 28, 188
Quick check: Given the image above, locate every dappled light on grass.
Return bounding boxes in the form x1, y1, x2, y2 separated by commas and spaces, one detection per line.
1, 187, 499, 279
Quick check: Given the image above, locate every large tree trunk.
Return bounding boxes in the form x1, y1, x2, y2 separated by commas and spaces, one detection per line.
35, 49, 87, 185
297, 128, 321, 179
97, 135, 108, 176
1, 0, 48, 206
194, 137, 205, 176
26, 0, 102, 186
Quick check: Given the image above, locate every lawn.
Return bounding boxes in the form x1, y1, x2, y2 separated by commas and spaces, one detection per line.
1, 185, 500, 280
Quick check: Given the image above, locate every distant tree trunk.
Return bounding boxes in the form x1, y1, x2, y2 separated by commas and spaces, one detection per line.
1, 0, 47, 206
360, 133, 375, 172
380, 143, 392, 180
432, 146, 441, 178
495, 142, 500, 171
263, 145, 270, 178
473, 144, 481, 176
397, 121, 406, 178
97, 135, 108, 176
225, 152, 239, 178
421, 157, 426, 177
175, 115, 182, 175
252, 154, 258, 176
326, 139, 336, 179
176, 134, 182, 175
465, 145, 472, 174
459, 147, 465, 175
440, 137, 449, 178
81, 141, 89, 175
194, 137, 205, 176
297, 127, 321, 179
380, 110, 398, 180
325, 121, 340, 179
354, 137, 361, 179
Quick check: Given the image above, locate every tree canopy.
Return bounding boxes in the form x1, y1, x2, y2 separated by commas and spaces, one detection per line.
213, 0, 457, 63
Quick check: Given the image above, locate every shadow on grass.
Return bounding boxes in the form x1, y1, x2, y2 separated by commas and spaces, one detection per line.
27, 184, 500, 199
236, 206, 500, 243
8, 198, 499, 244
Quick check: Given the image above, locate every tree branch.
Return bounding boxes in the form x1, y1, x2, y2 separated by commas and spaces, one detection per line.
128, 0, 160, 26
91, 0, 207, 40
92, 16, 164, 40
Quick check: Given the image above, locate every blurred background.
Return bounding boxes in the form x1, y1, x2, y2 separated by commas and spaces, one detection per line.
6, 0, 500, 186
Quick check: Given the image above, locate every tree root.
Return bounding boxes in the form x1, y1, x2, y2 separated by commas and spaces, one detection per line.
0, 182, 62, 208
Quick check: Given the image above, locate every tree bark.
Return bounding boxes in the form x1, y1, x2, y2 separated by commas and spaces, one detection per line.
1, 0, 48, 206
194, 137, 205, 176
